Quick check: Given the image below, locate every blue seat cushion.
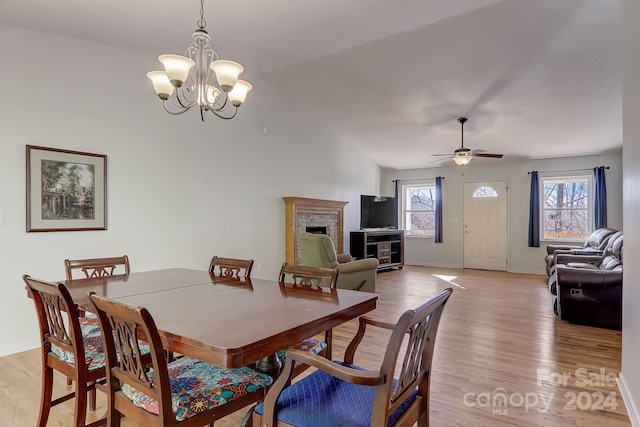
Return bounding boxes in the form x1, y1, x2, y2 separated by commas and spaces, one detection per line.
255, 362, 418, 427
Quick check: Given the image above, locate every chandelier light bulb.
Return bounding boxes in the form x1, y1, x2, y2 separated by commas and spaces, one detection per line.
210, 60, 244, 92
146, 71, 175, 100
158, 54, 195, 87
228, 80, 253, 107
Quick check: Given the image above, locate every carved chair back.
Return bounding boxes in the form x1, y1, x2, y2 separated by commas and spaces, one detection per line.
278, 263, 339, 366
208, 256, 254, 280
23, 274, 105, 427
88, 293, 176, 425
65, 255, 131, 280
345, 288, 453, 425
278, 262, 339, 290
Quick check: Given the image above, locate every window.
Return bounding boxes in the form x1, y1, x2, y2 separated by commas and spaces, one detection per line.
472, 186, 499, 198
541, 175, 591, 241
402, 184, 435, 237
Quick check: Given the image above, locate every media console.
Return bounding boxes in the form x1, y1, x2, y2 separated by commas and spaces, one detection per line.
350, 230, 404, 271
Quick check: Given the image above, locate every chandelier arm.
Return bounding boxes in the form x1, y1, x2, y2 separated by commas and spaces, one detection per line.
162, 101, 194, 116
209, 107, 238, 120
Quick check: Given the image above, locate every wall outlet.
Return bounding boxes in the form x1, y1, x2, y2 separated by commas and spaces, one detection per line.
258, 264, 263, 272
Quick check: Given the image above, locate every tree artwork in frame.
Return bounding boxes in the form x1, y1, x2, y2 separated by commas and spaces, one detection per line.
26, 145, 107, 232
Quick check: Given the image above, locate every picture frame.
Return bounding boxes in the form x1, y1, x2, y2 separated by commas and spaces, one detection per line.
26, 145, 107, 232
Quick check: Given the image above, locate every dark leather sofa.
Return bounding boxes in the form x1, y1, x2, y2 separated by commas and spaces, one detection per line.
550, 231, 623, 329
544, 227, 617, 277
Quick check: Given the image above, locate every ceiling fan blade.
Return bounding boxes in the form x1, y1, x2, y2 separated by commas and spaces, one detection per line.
431, 153, 455, 157
474, 153, 503, 158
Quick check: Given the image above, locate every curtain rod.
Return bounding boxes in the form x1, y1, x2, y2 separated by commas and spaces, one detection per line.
392, 177, 445, 182
527, 166, 609, 174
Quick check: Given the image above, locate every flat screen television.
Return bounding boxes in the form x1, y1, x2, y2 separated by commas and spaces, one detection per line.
360, 195, 397, 229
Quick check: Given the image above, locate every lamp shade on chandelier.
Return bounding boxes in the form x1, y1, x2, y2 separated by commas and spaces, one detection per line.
147, 0, 252, 121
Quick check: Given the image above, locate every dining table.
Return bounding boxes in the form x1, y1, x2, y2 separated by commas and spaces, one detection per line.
50, 268, 378, 372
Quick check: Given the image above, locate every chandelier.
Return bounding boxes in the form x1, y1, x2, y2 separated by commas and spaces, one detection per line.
147, 0, 252, 121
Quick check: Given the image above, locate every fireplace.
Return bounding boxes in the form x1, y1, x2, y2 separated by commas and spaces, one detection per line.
283, 197, 348, 264
306, 226, 327, 234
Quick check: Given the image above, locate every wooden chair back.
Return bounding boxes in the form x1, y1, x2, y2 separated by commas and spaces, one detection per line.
23, 274, 105, 427
257, 287, 452, 427
278, 263, 339, 368
65, 255, 130, 280
88, 293, 173, 426
278, 263, 339, 290
346, 287, 453, 425
208, 256, 254, 280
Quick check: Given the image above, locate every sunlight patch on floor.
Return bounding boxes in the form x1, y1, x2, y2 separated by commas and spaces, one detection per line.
433, 274, 466, 290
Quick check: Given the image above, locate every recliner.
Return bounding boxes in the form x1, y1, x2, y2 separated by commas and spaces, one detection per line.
298, 232, 378, 292
544, 228, 617, 277
551, 231, 623, 329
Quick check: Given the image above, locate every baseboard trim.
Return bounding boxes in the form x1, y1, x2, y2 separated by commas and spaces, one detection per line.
0, 340, 39, 358
404, 263, 547, 276
618, 372, 640, 427
404, 262, 462, 269
508, 268, 547, 275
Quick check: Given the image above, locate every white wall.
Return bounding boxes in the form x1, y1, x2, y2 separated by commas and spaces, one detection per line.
381, 152, 623, 274
0, 25, 381, 356
620, 0, 640, 424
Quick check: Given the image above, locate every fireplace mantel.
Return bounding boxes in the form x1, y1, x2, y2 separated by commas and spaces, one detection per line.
283, 197, 348, 264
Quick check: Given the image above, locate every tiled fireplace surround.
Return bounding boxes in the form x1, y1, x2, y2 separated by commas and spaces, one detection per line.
283, 197, 348, 264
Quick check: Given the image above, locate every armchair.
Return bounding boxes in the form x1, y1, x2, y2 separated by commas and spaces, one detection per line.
298, 232, 378, 292
544, 228, 617, 276
252, 288, 453, 427
552, 231, 623, 329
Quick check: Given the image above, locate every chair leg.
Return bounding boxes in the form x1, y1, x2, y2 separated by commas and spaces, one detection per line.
325, 329, 333, 361
88, 381, 97, 411
107, 406, 122, 427
73, 380, 89, 427
37, 365, 54, 427
241, 405, 256, 427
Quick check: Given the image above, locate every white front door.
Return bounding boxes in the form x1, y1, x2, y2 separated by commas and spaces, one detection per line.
463, 181, 508, 271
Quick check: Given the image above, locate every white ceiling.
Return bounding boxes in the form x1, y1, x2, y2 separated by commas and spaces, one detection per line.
0, 0, 621, 170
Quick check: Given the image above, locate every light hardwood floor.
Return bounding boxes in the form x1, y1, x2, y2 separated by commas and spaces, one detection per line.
0, 266, 629, 426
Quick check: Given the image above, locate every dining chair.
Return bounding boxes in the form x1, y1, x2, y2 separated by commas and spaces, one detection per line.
63, 255, 131, 379
23, 275, 107, 427
65, 255, 131, 280
87, 293, 273, 427
208, 256, 254, 280
276, 263, 339, 378
253, 287, 453, 427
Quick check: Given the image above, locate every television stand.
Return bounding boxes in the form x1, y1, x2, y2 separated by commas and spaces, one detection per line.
350, 230, 404, 271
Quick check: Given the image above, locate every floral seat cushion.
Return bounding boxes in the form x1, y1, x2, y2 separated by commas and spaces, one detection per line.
277, 337, 327, 367
120, 357, 273, 422
50, 315, 150, 372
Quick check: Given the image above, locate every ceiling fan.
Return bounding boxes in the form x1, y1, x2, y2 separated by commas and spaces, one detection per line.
432, 117, 504, 165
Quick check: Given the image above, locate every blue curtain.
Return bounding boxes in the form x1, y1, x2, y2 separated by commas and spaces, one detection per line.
435, 177, 443, 243
394, 180, 399, 229
594, 166, 607, 229
528, 171, 540, 247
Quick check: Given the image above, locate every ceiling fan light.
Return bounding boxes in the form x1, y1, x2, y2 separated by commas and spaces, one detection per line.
453, 155, 472, 166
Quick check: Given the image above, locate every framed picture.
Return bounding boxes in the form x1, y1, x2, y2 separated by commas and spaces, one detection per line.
26, 145, 107, 232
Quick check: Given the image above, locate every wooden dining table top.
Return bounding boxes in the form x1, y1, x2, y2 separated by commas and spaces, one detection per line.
58, 268, 378, 368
